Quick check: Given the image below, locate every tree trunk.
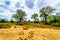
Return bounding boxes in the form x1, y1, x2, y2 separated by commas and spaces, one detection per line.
45, 16, 47, 24
45, 16, 47, 22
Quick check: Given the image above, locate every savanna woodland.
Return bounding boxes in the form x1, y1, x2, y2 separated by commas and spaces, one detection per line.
0, 0, 60, 40
0, 6, 60, 27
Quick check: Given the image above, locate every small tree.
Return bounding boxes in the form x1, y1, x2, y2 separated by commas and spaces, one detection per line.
31, 13, 39, 23
12, 9, 26, 23
0, 18, 8, 23
9, 19, 14, 23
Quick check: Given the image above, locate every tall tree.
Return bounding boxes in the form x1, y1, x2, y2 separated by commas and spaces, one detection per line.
31, 13, 39, 22
12, 9, 26, 23
40, 6, 55, 22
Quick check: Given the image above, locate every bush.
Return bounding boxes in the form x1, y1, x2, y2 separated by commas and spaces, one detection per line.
51, 22, 60, 27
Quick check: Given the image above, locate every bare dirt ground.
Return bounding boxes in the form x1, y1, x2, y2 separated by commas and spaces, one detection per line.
0, 26, 60, 40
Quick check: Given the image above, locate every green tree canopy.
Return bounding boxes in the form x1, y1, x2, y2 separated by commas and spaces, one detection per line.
47, 15, 56, 23
31, 13, 39, 22
40, 6, 55, 21
56, 12, 60, 22
12, 9, 26, 23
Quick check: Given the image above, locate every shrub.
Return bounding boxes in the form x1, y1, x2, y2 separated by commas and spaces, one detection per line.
51, 22, 60, 27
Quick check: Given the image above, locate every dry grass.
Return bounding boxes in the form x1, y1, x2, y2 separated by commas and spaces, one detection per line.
0, 25, 60, 40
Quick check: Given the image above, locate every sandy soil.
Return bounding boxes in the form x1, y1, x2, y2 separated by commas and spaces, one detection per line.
0, 26, 60, 40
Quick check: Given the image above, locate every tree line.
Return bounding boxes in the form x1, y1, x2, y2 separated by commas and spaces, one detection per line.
0, 6, 60, 26
12, 6, 55, 23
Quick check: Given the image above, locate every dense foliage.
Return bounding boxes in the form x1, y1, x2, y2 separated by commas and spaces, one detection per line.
12, 9, 26, 23
47, 13, 60, 26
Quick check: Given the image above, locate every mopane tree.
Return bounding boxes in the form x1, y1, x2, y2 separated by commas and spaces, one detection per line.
31, 13, 39, 22
40, 6, 55, 22
12, 9, 26, 23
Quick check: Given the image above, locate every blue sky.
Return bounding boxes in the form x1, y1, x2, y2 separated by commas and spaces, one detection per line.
0, 0, 60, 20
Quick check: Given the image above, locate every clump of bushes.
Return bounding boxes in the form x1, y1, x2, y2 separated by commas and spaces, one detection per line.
47, 14, 60, 27
51, 22, 60, 27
